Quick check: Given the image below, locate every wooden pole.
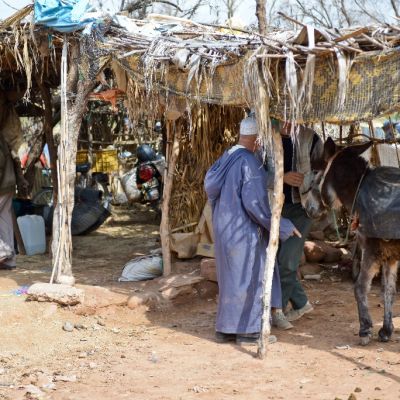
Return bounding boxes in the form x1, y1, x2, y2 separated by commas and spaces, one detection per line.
256, 0, 268, 35
258, 129, 285, 359
160, 119, 181, 276
256, 61, 285, 359
50, 38, 96, 285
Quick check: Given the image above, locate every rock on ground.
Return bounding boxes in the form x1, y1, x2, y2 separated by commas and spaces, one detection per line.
27, 283, 84, 306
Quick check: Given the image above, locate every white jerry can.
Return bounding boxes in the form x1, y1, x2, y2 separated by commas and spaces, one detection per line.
17, 215, 46, 256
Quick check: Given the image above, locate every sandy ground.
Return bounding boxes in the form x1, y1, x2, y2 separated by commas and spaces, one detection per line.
0, 207, 400, 400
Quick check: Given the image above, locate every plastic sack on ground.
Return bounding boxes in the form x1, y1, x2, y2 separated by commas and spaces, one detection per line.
121, 167, 142, 202
34, 0, 96, 32
119, 255, 163, 282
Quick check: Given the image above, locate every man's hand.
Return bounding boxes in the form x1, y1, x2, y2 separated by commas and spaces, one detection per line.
283, 172, 304, 187
292, 228, 302, 238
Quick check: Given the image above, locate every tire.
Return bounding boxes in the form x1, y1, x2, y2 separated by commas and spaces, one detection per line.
32, 188, 53, 207
71, 203, 102, 235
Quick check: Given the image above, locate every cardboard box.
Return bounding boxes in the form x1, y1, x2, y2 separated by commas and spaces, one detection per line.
196, 242, 214, 258
200, 258, 217, 282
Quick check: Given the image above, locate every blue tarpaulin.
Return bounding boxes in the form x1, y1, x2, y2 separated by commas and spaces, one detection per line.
34, 0, 96, 32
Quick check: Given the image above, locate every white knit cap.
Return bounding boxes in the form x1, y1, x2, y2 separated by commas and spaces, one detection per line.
240, 115, 258, 136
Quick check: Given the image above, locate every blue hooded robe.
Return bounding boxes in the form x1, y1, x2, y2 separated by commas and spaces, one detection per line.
205, 147, 295, 334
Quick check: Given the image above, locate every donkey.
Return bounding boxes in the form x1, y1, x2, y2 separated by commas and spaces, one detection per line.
305, 138, 400, 345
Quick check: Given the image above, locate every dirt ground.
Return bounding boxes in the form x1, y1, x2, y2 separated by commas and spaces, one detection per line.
1, 207, 400, 400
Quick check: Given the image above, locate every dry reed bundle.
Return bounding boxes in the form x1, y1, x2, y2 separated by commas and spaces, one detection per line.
169, 104, 244, 230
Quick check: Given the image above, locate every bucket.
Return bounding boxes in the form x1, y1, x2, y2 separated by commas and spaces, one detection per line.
17, 215, 46, 256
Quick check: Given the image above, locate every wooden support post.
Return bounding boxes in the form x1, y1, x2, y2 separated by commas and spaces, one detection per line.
50, 39, 96, 285
258, 129, 285, 359
160, 119, 181, 276
256, 60, 285, 359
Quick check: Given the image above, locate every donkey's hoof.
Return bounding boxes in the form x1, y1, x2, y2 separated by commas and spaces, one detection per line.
359, 336, 371, 346
378, 328, 391, 343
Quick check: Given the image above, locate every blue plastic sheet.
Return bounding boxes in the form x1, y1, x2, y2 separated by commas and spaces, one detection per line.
34, 0, 96, 32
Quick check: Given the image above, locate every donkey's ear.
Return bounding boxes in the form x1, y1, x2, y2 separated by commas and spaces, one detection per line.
348, 141, 373, 156
323, 137, 336, 162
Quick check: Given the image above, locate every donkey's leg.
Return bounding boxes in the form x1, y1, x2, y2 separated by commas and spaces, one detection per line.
379, 260, 398, 342
354, 254, 380, 346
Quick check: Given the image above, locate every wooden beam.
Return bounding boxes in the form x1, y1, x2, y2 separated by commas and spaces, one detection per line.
160, 119, 181, 276
333, 28, 369, 43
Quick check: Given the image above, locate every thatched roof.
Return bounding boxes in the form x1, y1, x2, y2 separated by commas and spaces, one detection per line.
1, 7, 400, 123
101, 15, 400, 123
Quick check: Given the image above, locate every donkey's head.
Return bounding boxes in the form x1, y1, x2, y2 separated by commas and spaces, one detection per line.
305, 138, 372, 219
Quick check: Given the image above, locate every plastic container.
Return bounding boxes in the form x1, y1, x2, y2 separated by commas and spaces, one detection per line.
17, 215, 46, 256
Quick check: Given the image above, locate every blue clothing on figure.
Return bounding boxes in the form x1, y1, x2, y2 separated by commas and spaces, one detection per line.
205, 146, 295, 334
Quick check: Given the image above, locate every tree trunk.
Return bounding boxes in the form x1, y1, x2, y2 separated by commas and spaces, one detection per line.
258, 129, 284, 359
160, 119, 181, 276
50, 40, 96, 285
256, 0, 268, 35
254, 59, 284, 359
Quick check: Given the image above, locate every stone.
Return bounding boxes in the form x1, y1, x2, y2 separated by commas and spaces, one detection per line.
36, 373, 53, 389
53, 374, 77, 382
159, 273, 204, 300
161, 285, 194, 300
127, 291, 161, 309
200, 258, 217, 282
354, 388, 362, 393
78, 352, 87, 358
74, 323, 87, 330
89, 362, 97, 369
304, 241, 325, 263
24, 384, 45, 398
63, 322, 74, 332
79, 285, 128, 308
27, 283, 84, 306
42, 382, 56, 391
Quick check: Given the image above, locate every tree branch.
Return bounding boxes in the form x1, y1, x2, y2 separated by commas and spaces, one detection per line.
256, 0, 268, 35
125, 0, 182, 14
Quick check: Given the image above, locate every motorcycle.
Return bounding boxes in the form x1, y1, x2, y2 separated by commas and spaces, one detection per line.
121, 144, 165, 207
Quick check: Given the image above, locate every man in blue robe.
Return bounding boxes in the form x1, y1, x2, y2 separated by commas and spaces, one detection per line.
204, 115, 298, 345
